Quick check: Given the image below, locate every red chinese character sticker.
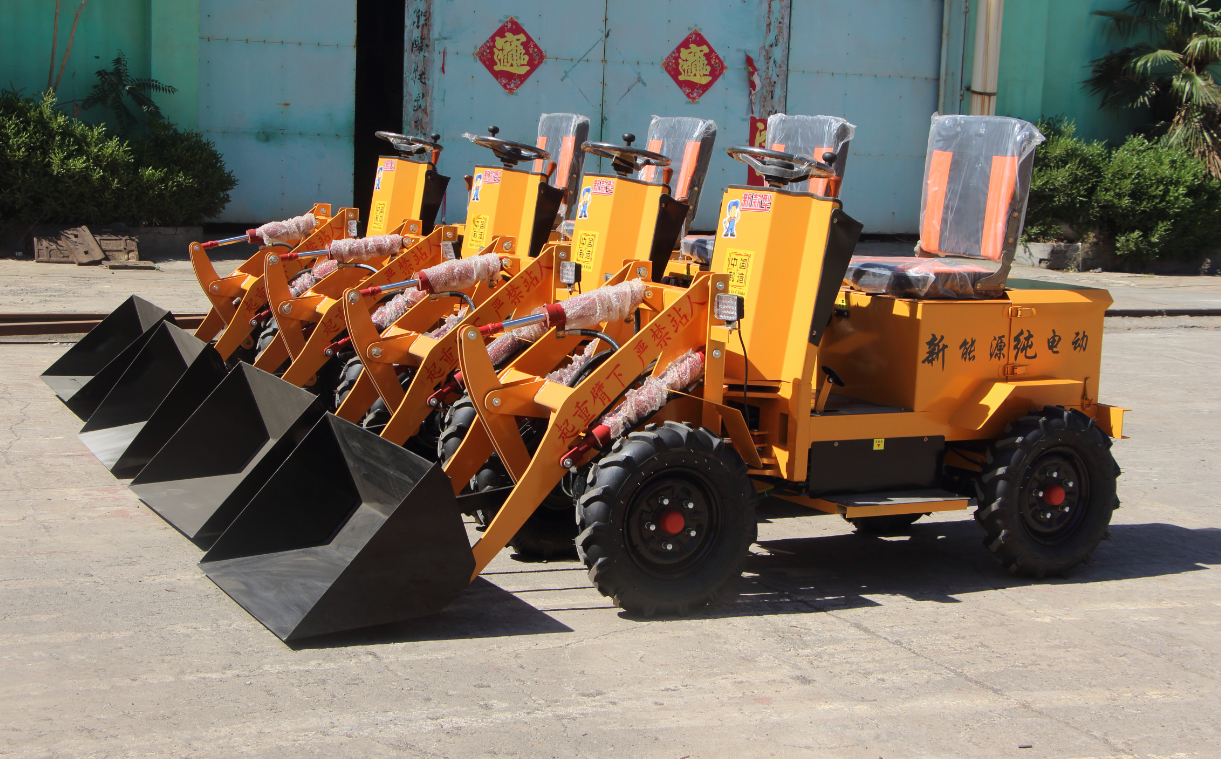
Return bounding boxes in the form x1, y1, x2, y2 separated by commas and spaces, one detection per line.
662, 29, 725, 102
476, 17, 546, 94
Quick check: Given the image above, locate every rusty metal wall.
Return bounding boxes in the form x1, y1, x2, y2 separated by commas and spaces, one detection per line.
199, 0, 357, 223
409, 1, 962, 233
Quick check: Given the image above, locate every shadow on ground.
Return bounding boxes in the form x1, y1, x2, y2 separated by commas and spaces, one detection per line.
286, 498, 1220, 646
290, 577, 573, 650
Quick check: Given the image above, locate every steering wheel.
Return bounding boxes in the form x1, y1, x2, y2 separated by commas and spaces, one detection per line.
470, 126, 550, 168
582, 133, 670, 177
725, 145, 836, 188
376, 131, 442, 157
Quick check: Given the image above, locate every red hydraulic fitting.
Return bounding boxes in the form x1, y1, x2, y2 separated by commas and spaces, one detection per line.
323, 336, 352, 358
559, 424, 611, 468
427, 371, 464, 407
246, 228, 260, 244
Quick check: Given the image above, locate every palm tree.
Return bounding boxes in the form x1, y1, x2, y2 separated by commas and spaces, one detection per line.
80, 51, 176, 136
1085, 0, 1221, 177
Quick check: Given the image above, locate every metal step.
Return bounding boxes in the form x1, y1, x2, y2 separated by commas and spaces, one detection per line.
818, 489, 975, 519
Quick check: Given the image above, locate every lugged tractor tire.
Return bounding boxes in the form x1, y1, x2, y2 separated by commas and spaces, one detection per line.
436, 395, 579, 559
846, 513, 923, 534
576, 421, 757, 616
976, 405, 1120, 578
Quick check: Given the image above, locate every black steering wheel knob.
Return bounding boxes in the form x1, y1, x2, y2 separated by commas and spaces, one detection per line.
488, 126, 500, 137
431, 133, 441, 142
822, 151, 838, 166
623, 133, 636, 147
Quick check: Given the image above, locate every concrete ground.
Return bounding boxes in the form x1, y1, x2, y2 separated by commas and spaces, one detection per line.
2, 271, 1220, 756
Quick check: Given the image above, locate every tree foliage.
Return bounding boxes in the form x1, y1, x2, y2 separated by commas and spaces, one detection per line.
0, 89, 236, 227
80, 51, 176, 137
1086, 0, 1221, 177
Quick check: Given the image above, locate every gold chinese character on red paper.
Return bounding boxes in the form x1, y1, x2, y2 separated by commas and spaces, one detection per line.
476, 17, 546, 93
662, 29, 725, 102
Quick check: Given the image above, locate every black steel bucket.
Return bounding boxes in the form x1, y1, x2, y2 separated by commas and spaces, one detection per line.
129, 363, 324, 549
77, 322, 228, 479
201, 414, 474, 642
41, 296, 174, 419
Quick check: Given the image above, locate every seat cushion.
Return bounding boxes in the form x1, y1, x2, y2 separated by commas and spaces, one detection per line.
845, 256, 996, 299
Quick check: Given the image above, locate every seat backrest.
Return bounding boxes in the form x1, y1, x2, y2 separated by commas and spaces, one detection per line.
533, 113, 591, 220
635, 116, 717, 230
766, 114, 855, 196
919, 115, 1044, 261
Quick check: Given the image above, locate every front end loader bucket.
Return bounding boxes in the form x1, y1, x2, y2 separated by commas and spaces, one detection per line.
41, 295, 173, 418
78, 322, 227, 478
200, 414, 474, 642
130, 364, 324, 548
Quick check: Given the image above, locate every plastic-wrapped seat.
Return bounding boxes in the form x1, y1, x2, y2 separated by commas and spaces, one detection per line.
766, 113, 855, 197
918, 115, 1044, 262
532, 113, 590, 220
844, 257, 997, 299
634, 116, 718, 234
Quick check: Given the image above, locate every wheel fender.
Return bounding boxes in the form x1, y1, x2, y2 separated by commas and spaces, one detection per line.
951, 379, 1084, 431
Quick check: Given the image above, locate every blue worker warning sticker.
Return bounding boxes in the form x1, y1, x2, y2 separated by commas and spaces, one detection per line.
375, 167, 383, 191
741, 191, 772, 212
721, 199, 740, 238
577, 186, 593, 219
471, 172, 484, 202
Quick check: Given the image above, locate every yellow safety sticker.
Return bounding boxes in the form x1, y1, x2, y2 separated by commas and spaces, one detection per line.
873, 438, 885, 451
836, 292, 848, 309
468, 214, 489, 250
369, 201, 388, 235
725, 249, 754, 297
576, 230, 598, 275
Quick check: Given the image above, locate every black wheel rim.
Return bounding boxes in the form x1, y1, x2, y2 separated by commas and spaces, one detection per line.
624, 466, 722, 578
1019, 449, 1089, 546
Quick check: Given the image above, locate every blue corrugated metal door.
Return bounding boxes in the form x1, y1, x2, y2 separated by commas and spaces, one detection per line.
784, 0, 945, 233
199, 0, 357, 222
425, 3, 608, 223
420, 1, 948, 233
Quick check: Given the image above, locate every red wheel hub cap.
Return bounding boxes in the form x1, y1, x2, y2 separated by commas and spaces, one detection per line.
1042, 484, 1066, 506
659, 510, 685, 535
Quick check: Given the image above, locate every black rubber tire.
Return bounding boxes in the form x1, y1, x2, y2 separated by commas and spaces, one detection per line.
436, 395, 579, 559
332, 356, 366, 410
576, 421, 757, 616
976, 405, 1120, 578
846, 513, 923, 534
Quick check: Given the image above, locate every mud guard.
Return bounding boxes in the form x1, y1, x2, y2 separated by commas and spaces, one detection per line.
200, 414, 474, 642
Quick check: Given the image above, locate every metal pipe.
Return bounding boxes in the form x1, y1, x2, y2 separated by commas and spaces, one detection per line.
200, 235, 250, 249
969, 0, 1004, 115
433, 291, 476, 311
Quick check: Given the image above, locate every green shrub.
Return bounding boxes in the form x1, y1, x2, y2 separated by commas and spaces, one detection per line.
1093, 135, 1221, 263
127, 118, 236, 225
1023, 119, 1109, 242
1023, 119, 1221, 262
0, 89, 134, 226
0, 89, 235, 228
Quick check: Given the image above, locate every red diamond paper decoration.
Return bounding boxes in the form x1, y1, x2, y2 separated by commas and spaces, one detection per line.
476, 17, 546, 94
662, 29, 726, 102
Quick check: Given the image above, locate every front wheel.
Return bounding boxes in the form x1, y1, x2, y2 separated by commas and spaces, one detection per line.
976, 406, 1120, 577
577, 422, 757, 616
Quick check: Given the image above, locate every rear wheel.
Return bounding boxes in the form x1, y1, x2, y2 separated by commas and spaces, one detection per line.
976, 406, 1120, 577
577, 422, 757, 616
